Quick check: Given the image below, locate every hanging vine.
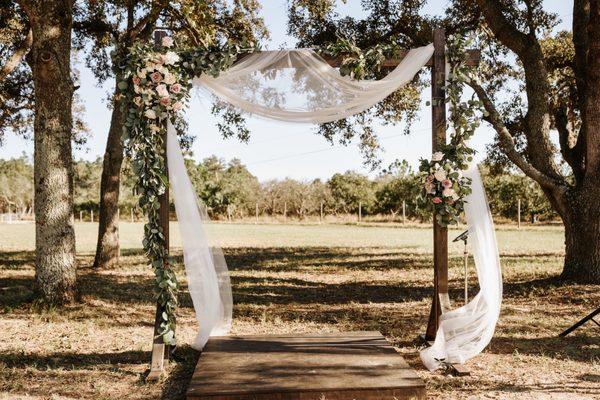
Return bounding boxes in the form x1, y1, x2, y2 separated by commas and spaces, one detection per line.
114, 36, 252, 344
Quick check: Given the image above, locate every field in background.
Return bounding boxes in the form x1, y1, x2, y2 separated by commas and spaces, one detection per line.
1, 222, 598, 399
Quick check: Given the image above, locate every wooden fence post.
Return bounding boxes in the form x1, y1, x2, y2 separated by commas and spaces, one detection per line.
79, 210, 82, 223
402, 200, 406, 225
517, 198, 521, 229
91, 210, 94, 223
358, 202, 362, 223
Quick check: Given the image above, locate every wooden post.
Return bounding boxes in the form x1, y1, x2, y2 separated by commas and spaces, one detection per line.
148, 29, 170, 382
91, 210, 94, 223
517, 198, 521, 229
402, 200, 406, 225
425, 28, 450, 341
79, 210, 82, 223
358, 202, 362, 223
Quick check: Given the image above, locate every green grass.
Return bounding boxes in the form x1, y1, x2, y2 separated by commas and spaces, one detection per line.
0, 222, 598, 400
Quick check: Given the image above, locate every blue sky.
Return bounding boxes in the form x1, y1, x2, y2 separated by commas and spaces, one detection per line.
0, 1, 572, 181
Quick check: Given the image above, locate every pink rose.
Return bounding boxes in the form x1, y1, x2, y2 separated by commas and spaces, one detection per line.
154, 54, 166, 66
132, 76, 141, 86
162, 36, 174, 48
442, 179, 452, 188
432, 197, 442, 204
160, 97, 171, 106
170, 83, 182, 94
150, 72, 163, 83
172, 101, 183, 111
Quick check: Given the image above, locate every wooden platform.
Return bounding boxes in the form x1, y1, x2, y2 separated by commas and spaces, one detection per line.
186, 331, 426, 400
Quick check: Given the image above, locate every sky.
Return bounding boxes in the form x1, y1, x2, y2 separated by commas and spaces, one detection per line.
0, 1, 573, 182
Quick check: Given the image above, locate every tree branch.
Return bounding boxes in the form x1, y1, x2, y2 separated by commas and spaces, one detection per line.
128, 1, 165, 43
470, 81, 564, 191
554, 105, 584, 179
0, 28, 32, 82
474, 0, 532, 56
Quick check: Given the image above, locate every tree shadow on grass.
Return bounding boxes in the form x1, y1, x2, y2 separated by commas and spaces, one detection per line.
489, 334, 600, 363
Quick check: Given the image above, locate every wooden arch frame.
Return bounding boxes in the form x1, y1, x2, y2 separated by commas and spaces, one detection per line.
148, 28, 481, 379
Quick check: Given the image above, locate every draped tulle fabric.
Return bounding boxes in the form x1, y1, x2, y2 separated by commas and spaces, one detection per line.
167, 123, 232, 350
194, 45, 434, 123
166, 45, 502, 366
420, 164, 503, 369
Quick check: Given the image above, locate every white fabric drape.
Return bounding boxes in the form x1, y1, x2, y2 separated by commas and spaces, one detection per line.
167, 123, 232, 350
167, 45, 502, 366
420, 164, 503, 369
194, 45, 434, 123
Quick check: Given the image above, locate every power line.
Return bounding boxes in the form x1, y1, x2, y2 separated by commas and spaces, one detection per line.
246, 127, 431, 165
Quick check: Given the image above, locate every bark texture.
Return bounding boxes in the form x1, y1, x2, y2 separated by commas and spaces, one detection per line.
24, 0, 77, 302
93, 83, 124, 269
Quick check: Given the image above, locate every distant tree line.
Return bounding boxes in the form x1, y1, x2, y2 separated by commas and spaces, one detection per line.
0, 155, 558, 223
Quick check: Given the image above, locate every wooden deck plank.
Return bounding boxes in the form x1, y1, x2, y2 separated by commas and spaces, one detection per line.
186, 331, 426, 400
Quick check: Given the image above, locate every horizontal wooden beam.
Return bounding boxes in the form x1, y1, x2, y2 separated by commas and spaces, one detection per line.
320, 49, 481, 68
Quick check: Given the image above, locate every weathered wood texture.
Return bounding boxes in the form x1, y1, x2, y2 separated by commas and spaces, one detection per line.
187, 332, 426, 400
425, 28, 449, 341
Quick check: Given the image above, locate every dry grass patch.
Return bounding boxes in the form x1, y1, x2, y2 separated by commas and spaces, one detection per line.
0, 224, 598, 399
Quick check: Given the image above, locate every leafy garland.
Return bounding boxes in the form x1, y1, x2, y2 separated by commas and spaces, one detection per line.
114, 36, 252, 344
324, 35, 482, 227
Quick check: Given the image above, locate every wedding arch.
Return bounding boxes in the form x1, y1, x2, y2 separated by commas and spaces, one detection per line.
117, 28, 502, 379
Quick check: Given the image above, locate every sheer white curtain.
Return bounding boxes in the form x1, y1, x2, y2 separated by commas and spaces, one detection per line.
167, 123, 232, 350
420, 164, 503, 369
194, 45, 434, 123
167, 44, 502, 368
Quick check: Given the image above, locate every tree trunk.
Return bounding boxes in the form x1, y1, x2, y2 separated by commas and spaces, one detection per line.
93, 82, 124, 269
562, 187, 600, 283
29, 1, 77, 303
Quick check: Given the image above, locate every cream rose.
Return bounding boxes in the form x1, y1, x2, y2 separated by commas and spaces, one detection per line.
163, 51, 180, 65
434, 168, 447, 181
432, 151, 444, 162
162, 36, 174, 48
156, 84, 169, 98
144, 109, 157, 119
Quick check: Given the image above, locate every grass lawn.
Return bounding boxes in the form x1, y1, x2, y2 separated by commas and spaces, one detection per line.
0, 222, 598, 399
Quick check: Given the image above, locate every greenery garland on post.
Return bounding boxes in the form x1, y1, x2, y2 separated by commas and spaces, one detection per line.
114, 36, 252, 344
323, 35, 482, 227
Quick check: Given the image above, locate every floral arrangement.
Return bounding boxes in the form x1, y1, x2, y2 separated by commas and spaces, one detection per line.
417, 35, 482, 227
418, 151, 471, 226
114, 35, 251, 345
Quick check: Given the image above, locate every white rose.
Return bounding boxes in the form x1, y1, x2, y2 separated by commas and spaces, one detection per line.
432, 151, 444, 162
163, 51, 180, 65
442, 187, 455, 197
156, 84, 169, 98
137, 68, 147, 78
434, 168, 447, 181
144, 109, 157, 119
163, 72, 176, 85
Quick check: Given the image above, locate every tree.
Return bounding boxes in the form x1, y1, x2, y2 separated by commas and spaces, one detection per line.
327, 171, 376, 214
13, 0, 77, 303
290, 1, 600, 283
375, 160, 424, 220
0, 155, 33, 215
445, 0, 600, 282
74, 0, 267, 269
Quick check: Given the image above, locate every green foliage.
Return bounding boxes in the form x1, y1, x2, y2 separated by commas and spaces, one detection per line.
416, 34, 481, 227
327, 172, 376, 214
115, 35, 253, 344
0, 155, 33, 214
